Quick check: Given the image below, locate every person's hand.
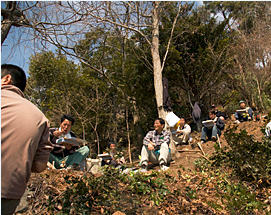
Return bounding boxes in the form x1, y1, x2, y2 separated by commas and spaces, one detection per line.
47, 162, 56, 169
62, 142, 73, 150
177, 130, 183, 134
53, 130, 64, 137
119, 157, 126, 164
148, 141, 155, 150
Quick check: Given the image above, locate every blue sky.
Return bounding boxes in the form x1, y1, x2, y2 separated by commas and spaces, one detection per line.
1, 1, 204, 76
1, 36, 30, 74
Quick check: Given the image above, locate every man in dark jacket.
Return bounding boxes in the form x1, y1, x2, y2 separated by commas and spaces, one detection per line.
49, 114, 89, 169
192, 102, 201, 132
162, 77, 172, 112
200, 109, 225, 144
211, 104, 226, 120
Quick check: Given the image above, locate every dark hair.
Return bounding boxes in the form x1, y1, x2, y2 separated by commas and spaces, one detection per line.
179, 116, 186, 121
1, 64, 26, 92
109, 141, 117, 147
154, 118, 165, 125
61, 114, 75, 125
208, 109, 216, 115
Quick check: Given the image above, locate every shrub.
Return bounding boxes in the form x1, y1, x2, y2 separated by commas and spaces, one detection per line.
210, 112, 271, 183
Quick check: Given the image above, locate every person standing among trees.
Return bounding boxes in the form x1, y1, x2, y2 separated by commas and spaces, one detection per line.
192, 101, 202, 132
49, 114, 90, 169
1, 64, 53, 215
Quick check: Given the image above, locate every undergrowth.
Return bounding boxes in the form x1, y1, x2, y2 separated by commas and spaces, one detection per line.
193, 112, 271, 214
47, 166, 171, 214
43, 112, 271, 214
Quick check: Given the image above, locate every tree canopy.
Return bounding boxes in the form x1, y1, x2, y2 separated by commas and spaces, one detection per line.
2, 1, 271, 156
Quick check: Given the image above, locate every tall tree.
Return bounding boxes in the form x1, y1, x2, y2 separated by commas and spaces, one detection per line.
205, 1, 271, 109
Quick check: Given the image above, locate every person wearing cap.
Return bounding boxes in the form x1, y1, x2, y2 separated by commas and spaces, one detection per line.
234, 100, 253, 124
211, 104, 226, 121
171, 116, 191, 148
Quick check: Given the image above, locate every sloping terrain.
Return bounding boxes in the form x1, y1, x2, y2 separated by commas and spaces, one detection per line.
15, 116, 269, 214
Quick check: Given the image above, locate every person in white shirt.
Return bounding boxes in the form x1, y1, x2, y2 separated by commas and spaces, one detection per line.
171, 116, 191, 146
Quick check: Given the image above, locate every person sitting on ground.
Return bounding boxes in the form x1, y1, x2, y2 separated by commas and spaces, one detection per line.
171, 116, 191, 149
1, 64, 53, 215
234, 100, 253, 124
102, 141, 126, 167
200, 109, 225, 144
48, 114, 90, 169
140, 118, 171, 172
211, 104, 226, 121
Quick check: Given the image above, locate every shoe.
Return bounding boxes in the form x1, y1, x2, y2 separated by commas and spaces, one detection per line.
160, 164, 169, 171
67, 164, 80, 171
170, 158, 175, 164
159, 160, 169, 171
211, 136, 217, 141
182, 141, 189, 145
160, 165, 169, 171
141, 163, 148, 171
234, 120, 240, 124
248, 117, 252, 121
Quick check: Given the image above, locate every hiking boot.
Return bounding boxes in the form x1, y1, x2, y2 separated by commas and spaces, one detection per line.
182, 141, 189, 145
159, 160, 169, 171
170, 158, 176, 164
211, 136, 217, 141
67, 164, 80, 171
140, 163, 148, 172
160, 165, 169, 171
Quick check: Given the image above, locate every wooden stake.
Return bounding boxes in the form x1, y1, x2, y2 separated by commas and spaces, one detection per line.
197, 142, 205, 155
217, 134, 221, 148
177, 149, 201, 153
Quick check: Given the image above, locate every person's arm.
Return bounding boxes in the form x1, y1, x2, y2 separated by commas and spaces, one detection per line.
31, 161, 48, 173
163, 131, 171, 145
143, 131, 155, 150
32, 120, 53, 172
143, 131, 153, 146
183, 124, 191, 134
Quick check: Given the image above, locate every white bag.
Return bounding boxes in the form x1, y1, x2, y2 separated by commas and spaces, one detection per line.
166, 112, 180, 127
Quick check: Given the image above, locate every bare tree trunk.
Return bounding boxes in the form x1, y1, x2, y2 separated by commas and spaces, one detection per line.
1, 1, 30, 45
1, 2, 16, 44
151, 1, 175, 156
126, 103, 132, 164
151, 2, 166, 119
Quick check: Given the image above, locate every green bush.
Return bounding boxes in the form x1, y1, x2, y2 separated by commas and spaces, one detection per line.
47, 166, 171, 214
210, 113, 271, 183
